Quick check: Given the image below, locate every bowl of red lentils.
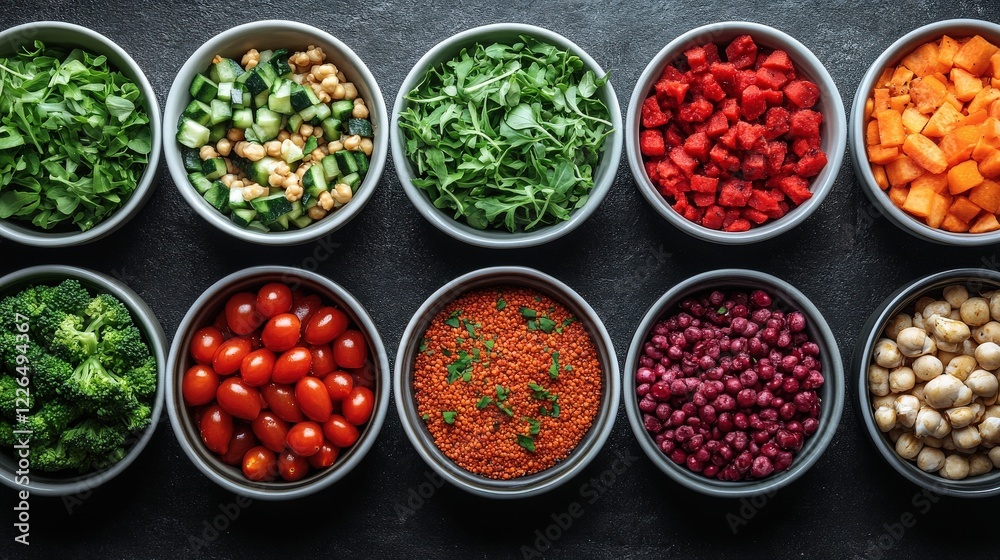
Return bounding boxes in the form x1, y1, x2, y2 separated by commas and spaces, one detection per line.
624, 269, 844, 497
394, 266, 620, 498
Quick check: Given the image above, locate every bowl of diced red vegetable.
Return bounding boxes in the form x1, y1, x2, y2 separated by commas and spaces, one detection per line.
165, 266, 389, 499
851, 19, 1000, 245
626, 22, 846, 244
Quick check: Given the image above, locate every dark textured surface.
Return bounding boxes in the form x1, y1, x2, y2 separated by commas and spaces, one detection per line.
3, 1, 1000, 558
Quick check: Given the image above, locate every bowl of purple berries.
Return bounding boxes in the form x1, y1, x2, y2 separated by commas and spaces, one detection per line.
623, 269, 844, 497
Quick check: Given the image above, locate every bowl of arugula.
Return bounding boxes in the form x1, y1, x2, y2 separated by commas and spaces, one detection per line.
392, 23, 623, 249
0, 21, 161, 248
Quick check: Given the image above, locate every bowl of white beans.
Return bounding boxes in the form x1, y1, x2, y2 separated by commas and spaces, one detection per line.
856, 268, 1000, 497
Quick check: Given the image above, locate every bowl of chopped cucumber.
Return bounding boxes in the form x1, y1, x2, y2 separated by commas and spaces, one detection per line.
0, 21, 162, 248
164, 20, 387, 245
391, 23, 623, 249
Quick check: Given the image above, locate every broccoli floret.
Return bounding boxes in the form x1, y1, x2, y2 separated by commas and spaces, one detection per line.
0, 375, 30, 419
122, 355, 157, 399
51, 314, 99, 362
62, 419, 126, 455
25, 344, 74, 400
67, 356, 131, 412
89, 446, 127, 471
84, 293, 132, 335
99, 325, 150, 373
0, 332, 22, 373
21, 399, 79, 445
0, 419, 14, 447
33, 439, 88, 473
38, 279, 91, 316
0, 287, 47, 334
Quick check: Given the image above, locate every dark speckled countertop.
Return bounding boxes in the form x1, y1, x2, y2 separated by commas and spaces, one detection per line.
3, 1, 1000, 558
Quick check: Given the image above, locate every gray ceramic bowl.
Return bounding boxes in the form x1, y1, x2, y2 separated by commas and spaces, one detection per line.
850, 19, 1000, 246
0, 265, 166, 496
394, 266, 620, 498
623, 269, 844, 497
626, 22, 846, 244
165, 266, 390, 500
0, 22, 162, 248
163, 20, 388, 246
391, 23, 623, 249
854, 268, 1000, 497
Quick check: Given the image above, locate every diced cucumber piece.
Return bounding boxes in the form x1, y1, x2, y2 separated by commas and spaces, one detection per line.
203, 181, 228, 211
291, 215, 313, 229
246, 221, 270, 233
248, 156, 281, 186
330, 99, 354, 121
280, 140, 304, 163
190, 74, 219, 103
266, 49, 292, 77
321, 117, 342, 139
302, 165, 328, 198
182, 100, 212, 126
238, 67, 270, 96
269, 215, 290, 231
347, 118, 374, 138
255, 108, 282, 141
250, 193, 294, 222
181, 147, 202, 172
334, 150, 359, 174
258, 50, 274, 63
341, 172, 361, 192
210, 58, 245, 83
217, 82, 235, 102
289, 84, 316, 112
177, 119, 211, 148
210, 99, 232, 125
311, 103, 331, 124
188, 172, 213, 194
287, 113, 304, 133
229, 187, 250, 210
202, 157, 227, 180
232, 107, 253, 130
299, 104, 318, 122
267, 80, 294, 115
286, 200, 304, 220
303, 136, 318, 155
255, 62, 279, 89
230, 208, 257, 228
253, 89, 270, 109
353, 151, 369, 178
320, 154, 341, 181
230, 85, 246, 107
209, 122, 227, 143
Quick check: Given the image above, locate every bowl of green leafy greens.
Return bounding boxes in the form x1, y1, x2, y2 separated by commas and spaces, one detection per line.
0, 265, 166, 496
0, 22, 161, 248
392, 23, 623, 249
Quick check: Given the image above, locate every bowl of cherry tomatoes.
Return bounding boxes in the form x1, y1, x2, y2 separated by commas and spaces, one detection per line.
165, 266, 389, 499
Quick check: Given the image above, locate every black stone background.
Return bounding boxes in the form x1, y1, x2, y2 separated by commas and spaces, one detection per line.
3, 1, 1000, 558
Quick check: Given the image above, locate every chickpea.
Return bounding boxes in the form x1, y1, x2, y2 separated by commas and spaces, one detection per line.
312, 64, 336, 80
307, 206, 328, 220
299, 124, 314, 137
946, 355, 978, 381
895, 432, 924, 459
940, 454, 971, 480
291, 134, 305, 148
242, 183, 266, 201
199, 145, 219, 160
889, 367, 916, 393
896, 327, 935, 358
224, 159, 240, 175
991, 447, 1000, 469
912, 312, 926, 330
961, 297, 991, 327
922, 435, 944, 448
227, 127, 245, 142
934, 316, 972, 344
343, 135, 361, 151
243, 142, 265, 162
912, 355, 943, 382
963, 338, 979, 356
241, 49, 260, 70
979, 417, 1000, 444
274, 161, 291, 177
220, 174, 236, 187
916, 446, 946, 472
332, 183, 353, 204
895, 394, 920, 428
915, 407, 950, 438
277, 130, 291, 142
352, 103, 369, 119
229, 180, 244, 190
923, 300, 952, 322
966, 369, 999, 398
284, 183, 304, 202
313, 127, 325, 138
991, 293, 1000, 322
328, 140, 344, 153
268, 173, 283, 187
318, 91, 332, 104
291, 52, 310, 68
360, 137, 373, 156
873, 394, 897, 410
321, 76, 340, 93
925, 374, 974, 409
953, 425, 983, 449
974, 321, 1000, 344
283, 173, 301, 188
975, 342, 1000, 370
216, 139, 232, 157
295, 164, 309, 179
311, 148, 325, 161
885, 314, 913, 340
318, 191, 335, 211
343, 82, 358, 100
874, 339, 903, 368
331, 83, 346, 100
306, 46, 326, 64
969, 453, 993, 476
915, 296, 936, 314
874, 405, 897, 432
264, 140, 282, 158
946, 406, 976, 429
888, 428, 905, 443
944, 285, 970, 307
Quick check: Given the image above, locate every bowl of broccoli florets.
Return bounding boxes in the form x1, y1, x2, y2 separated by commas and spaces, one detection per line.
0, 265, 166, 496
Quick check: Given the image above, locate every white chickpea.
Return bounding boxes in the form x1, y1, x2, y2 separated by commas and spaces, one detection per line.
352, 103, 369, 119
896, 327, 935, 358
946, 355, 978, 381
934, 316, 972, 344
923, 300, 952, 322
968, 453, 993, 476
318, 191, 334, 211
321, 76, 340, 93
940, 454, 971, 480
328, 140, 344, 153
290, 134, 305, 148
227, 127, 245, 142
895, 394, 921, 428
975, 342, 1000, 370
979, 417, 1000, 444
875, 406, 897, 432
243, 143, 265, 162
277, 130, 291, 142
199, 145, 219, 160
991, 293, 1000, 322
895, 432, 924, 459
915, 407, 950, 438
241, 49, 260, 70
216, 139, 232, 157
912, 355, 943, 382
343, 82, 358, 100
299, 124, 314, 138
924, 374, 974, 409
944, 285, 970, 308
915, 297, 936, 314
916, 446, 946, 472
962, 338, 979, 357
961, 297, 991, 327
974, 321, 1000, 344
242, 183, 266, 201
991, 447, 1000, 468
343, 135, 361, 151
282, 173, 301, 188
966, 369, 999, 398
360, 137, 373, 156
268, 173, 283, 187
889, 367, 916, 393
307, 206, 328, 220
953, 425, 983, 449
264, 140, 282, 158
873, 394, 897, 410
283, 183, 303, 202
229, 180, 244, 190
946, 406, 976, 428
332, 183, 352, 204
922, 435, 944, 448
885, 314, 913, 340
874, 339, 903, 368
869, 365, 891, 397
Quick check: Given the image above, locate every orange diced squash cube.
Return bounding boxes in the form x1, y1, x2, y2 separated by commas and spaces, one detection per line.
927, 192, 953, 228
874, 88, 891, 112
912, 172, 949, 194
876, 109, 906, 147
886, 155, 925, 187
939, 36, 961, 68
902, 186, 938, 218
923, 102, 965, 137
939, 125, 984, 166
953, 35, 1000, 77
943, 93, 964, 112
963, 109, 989, 127
951, 67, 984, 101
876, 67, 895, 88
909, 75, 949, 114
890, 66, 915, 95
970, 213, 1000, 233
872, 164, 889, 190
968, 88, 1000, 114
991, 51, 1000, 78
967, 179, 1000, 213
949, 160, 986, 194
869, 144, 900, 165
972, 140, 997, 162
980, 151, 1000, 178
949, 196, 983, 222
866, 119, 881, 146
890, 95, 911, 113
992, 99, 1000, 119
864, 97, 874, 119
902, 133, 949, 174
940, 213, 970, 232
902, 42, 944, 77
901, 107, 929, 134
984, 117, 1000, 141
889, 184, 909, 207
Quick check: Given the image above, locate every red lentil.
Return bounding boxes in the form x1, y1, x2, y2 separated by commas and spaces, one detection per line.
413, 286, 602, 479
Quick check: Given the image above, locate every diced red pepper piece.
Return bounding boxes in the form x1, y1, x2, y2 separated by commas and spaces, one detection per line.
795, 149, 828, 177
740, 85, 767, 121
710, 62, 737, 91
762, 50, 794, 71
718, 179, 753, 207
765, 141, 787, 175
699, 74, 726, 102
762, 89, 784, 106
683, 205, 703, 222
685, 46, 711, 73
690, 174, 719, 193
789, 109, 823, 139
639, 130, 666, 156
734, 70, 757, 97
748, 189, 781, 212
735, 121, 766, 151
791, 136, 820, 157
641, 95, 670, 128
702, 205, 725, 229
724, 218, 752, 232
783, 80, 820, 108
672, 196, 690, 213
721, 98, 741, 122
664, 124, 685, 147
726, 35, 759, 69
722, 208, 742, 228
644, 159, 661, 184
683, 131, 711, 161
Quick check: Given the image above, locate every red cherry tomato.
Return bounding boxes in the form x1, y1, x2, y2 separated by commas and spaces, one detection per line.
225, 292, 265, 336
242, 446, 277, 481
240, 348, 275, 387
290, 294, 323, 330
213, 337, 252, 376
342, 386, 375, 426
182, 365, 219, 406
296, 377, 333, 423
307, 441, 339, 469
261, 313, 302, 353
348, 365, 376, 389
200, 404, 233, 454
309, 344, 337, 376
212, 310, 234, 338
322, 414, 359, 448
333, 329, 367, 369
322, 371, 354, 402
261, 383, 304, 423
286, 421, 324, 456
190, 327, 224, 365
256, 283, 293, 319
221, 424, 258, 466
216, 377, 262, 421
303, 307, 349, 345
252, 411, 290, 453
271, 347, 313, 384
278, 450, 311, 482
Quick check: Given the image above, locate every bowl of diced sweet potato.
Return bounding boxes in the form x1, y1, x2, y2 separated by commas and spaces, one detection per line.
852, 19, 1000, 244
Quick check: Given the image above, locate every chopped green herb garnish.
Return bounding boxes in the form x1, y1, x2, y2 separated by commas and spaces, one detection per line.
442, 349, 452, 357
534, 296, 542, 302
496, 402, 514, 417
517, 434, 536, 453
539, 403, 561, 418
561, 316, 577, 328
549, 351, 560, 379
476, 396, 493, 409
718, 307, 727, 314
472, 347, 481, 361
523, 417, 541, 435
456, 337, 465, 345
463, 319, 480, 338
442, 411, 457, 424
484, 339, 495, 351
496, 298, 507, 310
564, 365, 573, 371
446, 352, 473, 384
462, 370, 473, 382
444, 309, 462, 328
520, 307, 537, 319
421, 413, 430, 422
528, 382, 555, 400
537, 316, 557, 333
496, 385, 510, 402
418, 338, 428, 352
